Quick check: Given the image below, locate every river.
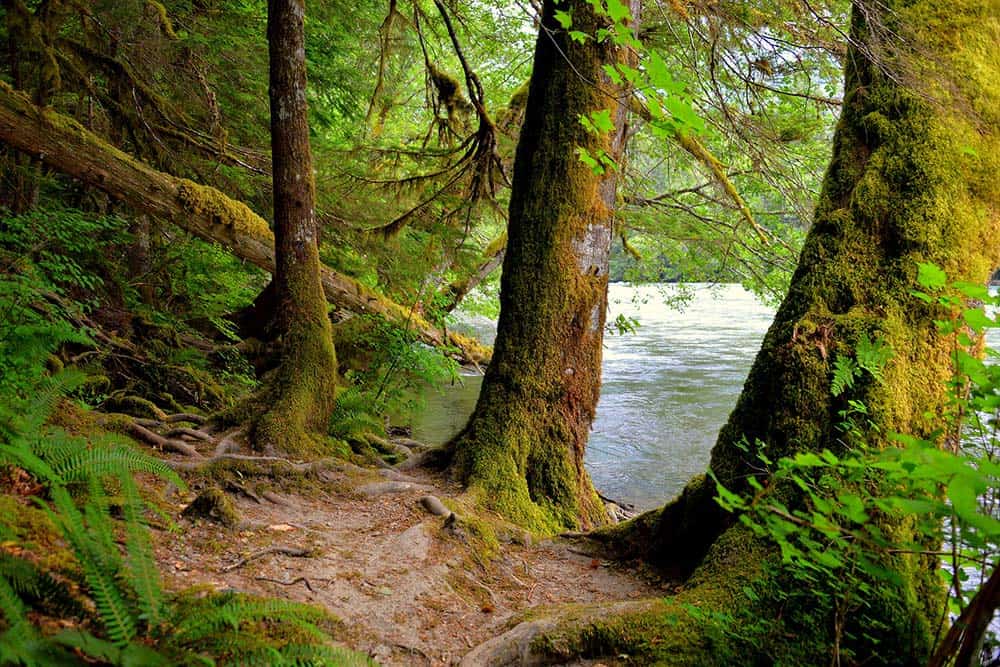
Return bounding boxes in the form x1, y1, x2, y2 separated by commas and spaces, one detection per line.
412, 282, 775, 510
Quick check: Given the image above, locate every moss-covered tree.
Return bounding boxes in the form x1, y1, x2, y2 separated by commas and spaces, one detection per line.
444, 0, 639, 532
249, 0, 338, 453
464, 0, 1000, 662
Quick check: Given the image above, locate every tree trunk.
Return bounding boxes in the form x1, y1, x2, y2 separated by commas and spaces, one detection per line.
129, 214, 156, 304
465, 0, 1000, 663
445, 0, 638, 532
0, 81, 488, 365
244, 0, 337, 453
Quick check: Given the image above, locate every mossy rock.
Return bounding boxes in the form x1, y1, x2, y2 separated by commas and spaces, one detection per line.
182, 487, 240, 528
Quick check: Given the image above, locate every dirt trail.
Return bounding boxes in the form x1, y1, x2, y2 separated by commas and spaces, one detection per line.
153, 464, 668, 666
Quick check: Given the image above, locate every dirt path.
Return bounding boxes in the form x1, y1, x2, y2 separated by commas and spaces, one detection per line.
153, 464, 668, 666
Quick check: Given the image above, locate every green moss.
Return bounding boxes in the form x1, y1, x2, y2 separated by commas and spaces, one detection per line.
144, 0, 178, 39
176, 179, 272, 241
103, 394, 167, 420
583, 1, 1000, 663
446, 0, 631, 535
181, 487, 240, 528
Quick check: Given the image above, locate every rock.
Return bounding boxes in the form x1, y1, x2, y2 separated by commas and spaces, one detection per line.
261, 490, 292, 506
379, 468, 422, 483
392, 437, 430, 453
419, 495, 452, 518
357, 481, 432, 496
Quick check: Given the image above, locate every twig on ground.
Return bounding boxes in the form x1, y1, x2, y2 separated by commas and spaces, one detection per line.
254, 575, 315, 592
222, 546, 312, 573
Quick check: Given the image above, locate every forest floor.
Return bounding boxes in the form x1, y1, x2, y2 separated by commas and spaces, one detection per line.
149, 441, 670, 666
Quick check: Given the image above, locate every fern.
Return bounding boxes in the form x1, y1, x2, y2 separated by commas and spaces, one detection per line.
173, 594, 331, 643
121, 475, 165, 630
17, 369, 86, 435
328, 386, 384, 443
831, 355, 859, 397
0, 571, 30, 635
0, 552, 84, 619
0, 291, 348, 665
278, 643, 375, 667
856, 333, 894, 383
50, 628, 170, 666
45, 486, 137, 647
52, 440, 184, 487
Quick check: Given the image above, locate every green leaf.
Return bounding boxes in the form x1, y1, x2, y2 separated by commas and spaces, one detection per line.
602, 64, 622, 85
589, 109, 614, 133
605, 0, 632, 23
916, 262, 947, 290
576, 146, 604, 174
953, 281, 989, 299
962, 307, 994, 332
792, 452, 827, 467
554, 9, 573, 29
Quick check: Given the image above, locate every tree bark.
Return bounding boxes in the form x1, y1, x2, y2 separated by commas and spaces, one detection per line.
469, 0, 1000, 663
243, 0, 337, 453
0, 81, 488, 365
445, 0, 639, 532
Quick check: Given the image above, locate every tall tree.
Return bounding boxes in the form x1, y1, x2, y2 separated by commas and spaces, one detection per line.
464, 0, 1000, 663
250, 0, 338, 453
444, 0, 639, 532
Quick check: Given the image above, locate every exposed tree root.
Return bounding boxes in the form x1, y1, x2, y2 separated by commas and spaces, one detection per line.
163, 426, 214, 441
459, 599, 655, 666
165, 453, 348, 474
125, 421, 203, 458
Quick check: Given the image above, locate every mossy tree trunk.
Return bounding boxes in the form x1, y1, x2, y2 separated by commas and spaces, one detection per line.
639, 0, 1000, 579
247, 0, 338, 454
446, 0, 638, 532
464, 0, 1000, 664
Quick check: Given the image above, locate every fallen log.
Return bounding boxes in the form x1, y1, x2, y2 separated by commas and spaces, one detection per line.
0, 82, 489, 365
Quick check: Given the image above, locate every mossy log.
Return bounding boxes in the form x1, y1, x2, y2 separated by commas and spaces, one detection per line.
0, 81, 488, 366
479, 1, 1000, 664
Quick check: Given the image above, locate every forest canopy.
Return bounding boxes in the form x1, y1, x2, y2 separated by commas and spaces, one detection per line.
0, 0, 997, 665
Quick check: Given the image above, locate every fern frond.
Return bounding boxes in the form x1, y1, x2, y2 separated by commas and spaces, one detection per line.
19, 369, 85, 434
218, 643, 283, 667
121, 475, 165, 630
0, 572, 30, 634
51, 629, 171, 666
46, 486, 137, 647
856, 333, 894, 383
0, 441, 62, 485
279, 643, 375, 667
831, 356, 859, 397
55, 442, 184, 488
173, 594, 331, 644
0, 552, 84, 619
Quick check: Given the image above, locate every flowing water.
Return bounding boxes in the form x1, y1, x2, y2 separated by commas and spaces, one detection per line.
412, 283, 775, 510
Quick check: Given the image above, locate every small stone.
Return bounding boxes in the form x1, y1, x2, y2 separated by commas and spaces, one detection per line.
419, 495, 452, 518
